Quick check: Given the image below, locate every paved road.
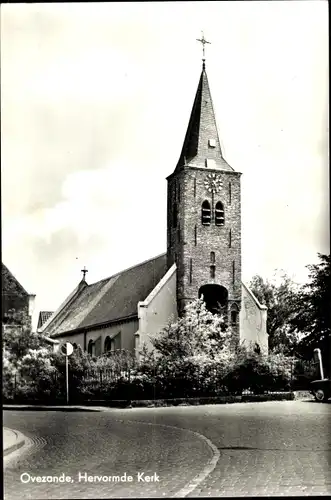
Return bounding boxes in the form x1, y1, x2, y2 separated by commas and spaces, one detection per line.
3, 401, 331, 499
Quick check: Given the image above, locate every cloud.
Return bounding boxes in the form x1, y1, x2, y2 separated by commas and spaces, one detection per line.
1, 2, 328, 314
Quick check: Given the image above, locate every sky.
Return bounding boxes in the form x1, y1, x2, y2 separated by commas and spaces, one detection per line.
1, 1, 329, 330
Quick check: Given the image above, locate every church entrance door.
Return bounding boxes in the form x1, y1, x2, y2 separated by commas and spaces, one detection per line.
199, 284, 228, 317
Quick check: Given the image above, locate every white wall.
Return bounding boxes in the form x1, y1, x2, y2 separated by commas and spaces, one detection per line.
86, 320, 139, 353
240, 283, 268, 354
137, 264, 177, 355
50, 318, 139, 354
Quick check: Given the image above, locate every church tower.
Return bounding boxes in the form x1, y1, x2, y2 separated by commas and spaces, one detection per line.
167, 57, 242, 341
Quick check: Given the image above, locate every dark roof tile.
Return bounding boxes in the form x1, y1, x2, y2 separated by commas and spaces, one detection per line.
37, 311, 54, 329
46, 254, 167, 337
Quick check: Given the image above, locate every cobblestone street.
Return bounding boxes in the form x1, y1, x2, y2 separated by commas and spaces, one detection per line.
4, 401, 331, 498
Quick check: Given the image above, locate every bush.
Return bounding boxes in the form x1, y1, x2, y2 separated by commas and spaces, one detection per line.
222, 348, 292, 394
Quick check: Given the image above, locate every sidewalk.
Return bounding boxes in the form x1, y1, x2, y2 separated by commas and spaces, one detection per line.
3, 428, 26, 456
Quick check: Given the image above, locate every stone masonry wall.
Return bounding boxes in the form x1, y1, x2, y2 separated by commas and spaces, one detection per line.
167, 166, 242, 342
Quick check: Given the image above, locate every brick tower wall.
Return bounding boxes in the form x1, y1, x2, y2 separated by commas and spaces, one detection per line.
167, 166, 242, 343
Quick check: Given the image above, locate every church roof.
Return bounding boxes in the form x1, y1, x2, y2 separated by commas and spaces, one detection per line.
43, 253, 168, 338
175, 63, 233, 172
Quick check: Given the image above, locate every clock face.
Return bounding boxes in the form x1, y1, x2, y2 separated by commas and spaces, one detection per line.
204, 173, 223, 193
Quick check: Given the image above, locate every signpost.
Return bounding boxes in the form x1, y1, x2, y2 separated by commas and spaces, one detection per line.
313, 348, 324, 380
61, 342, 74, 404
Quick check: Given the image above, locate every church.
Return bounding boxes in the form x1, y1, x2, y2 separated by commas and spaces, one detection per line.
39, 52, 268, 357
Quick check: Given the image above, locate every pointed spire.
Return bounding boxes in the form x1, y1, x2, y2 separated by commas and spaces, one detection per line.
175, 61, 233, 172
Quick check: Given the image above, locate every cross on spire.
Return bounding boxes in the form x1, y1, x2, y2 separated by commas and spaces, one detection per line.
81, 266, 88, 280
196, 32, 211, 67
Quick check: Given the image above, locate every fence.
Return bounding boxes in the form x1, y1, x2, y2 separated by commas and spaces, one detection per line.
77, 357, 313, 400
3, 352, 321, 404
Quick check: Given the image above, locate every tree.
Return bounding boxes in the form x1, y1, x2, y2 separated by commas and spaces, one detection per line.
135, 298, 234, 398
291, 254, 331, 371
249, 272, 300, 354
2, 310, 50, 367
150, 297, 231, 360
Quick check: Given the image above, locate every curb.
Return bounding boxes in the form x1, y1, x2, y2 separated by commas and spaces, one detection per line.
3, 405, 103, 412
3, 393, 296, 411
3, 429, 26, 457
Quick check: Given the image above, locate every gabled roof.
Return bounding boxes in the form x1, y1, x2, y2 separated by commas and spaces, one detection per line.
175, 63, 234, 173
242, 282, 268, 311
43, 254, 168, 338
37, 311, 54, 330
2, 263, 29, 296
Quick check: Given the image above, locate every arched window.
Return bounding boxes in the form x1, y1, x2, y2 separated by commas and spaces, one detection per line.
230, 303, 239, 326
210, 251, 215, 264
229, 182, 232, 204
104, 336, 112, 353
201, 201, 211, 225
231, 310, 238, 325
215, 201, 225, 226
173, 203, 178, 228
87, 340, 94, 355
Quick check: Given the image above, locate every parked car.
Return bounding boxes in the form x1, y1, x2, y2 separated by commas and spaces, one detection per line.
310, 378, 331, 402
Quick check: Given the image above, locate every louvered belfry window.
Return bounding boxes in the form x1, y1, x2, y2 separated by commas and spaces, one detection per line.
215, 201, 225, 226
201, 200, 211, 225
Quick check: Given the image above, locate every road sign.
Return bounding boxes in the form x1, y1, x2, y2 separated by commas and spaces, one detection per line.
61, 342, 74, 357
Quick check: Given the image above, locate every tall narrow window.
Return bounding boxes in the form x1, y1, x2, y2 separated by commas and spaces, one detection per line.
104, 336, 112, 352
201, 200, 211, 225
210, 251, 215, 264
210, 265, 215, 279
178, 184, 180, 202
232, 260, 235, 284
88, 340, 94, 355
193, 178, 196, 199
231, 309, 238, 326
231, 305, 239, 326
173, 203, 178, 228
229, 229, 232, 248
194, 225, 197, 246
229, 182, 232, 204
215, 201, 225, 226
189, 258, 193, 284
